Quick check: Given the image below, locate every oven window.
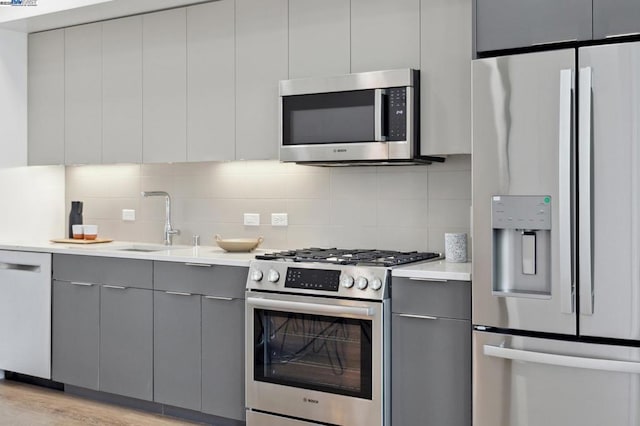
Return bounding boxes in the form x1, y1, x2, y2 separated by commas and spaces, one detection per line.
282, 90, 375, 145
253, 309, 373, 400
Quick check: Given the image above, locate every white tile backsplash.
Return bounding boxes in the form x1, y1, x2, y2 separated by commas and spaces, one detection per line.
66, 155, 471, 251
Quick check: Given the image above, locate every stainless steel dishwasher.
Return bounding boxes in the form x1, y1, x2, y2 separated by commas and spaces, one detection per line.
0, 250, 52, 379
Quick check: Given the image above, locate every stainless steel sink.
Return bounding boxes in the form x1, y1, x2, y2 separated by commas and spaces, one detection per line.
116, 245, 169, 253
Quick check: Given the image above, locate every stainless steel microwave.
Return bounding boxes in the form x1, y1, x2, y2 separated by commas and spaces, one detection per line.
279, 69, 434, 165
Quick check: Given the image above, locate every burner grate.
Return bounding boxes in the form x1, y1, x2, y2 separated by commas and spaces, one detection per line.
255, 248, 441, 266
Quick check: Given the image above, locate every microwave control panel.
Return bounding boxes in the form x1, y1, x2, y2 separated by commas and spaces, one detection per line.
387, 87, 407, 141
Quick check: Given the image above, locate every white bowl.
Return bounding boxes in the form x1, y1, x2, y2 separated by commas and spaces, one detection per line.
215, 235, 264, 252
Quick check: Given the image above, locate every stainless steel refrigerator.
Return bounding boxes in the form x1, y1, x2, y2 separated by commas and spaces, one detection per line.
473, 42, 640, 426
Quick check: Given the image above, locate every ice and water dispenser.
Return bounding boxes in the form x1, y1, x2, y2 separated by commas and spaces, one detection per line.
492, 196, 552, 297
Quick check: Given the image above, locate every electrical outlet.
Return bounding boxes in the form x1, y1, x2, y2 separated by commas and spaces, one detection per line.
244, 213, 260, 226
122, 209, 136, 221
271, 213, 288, 227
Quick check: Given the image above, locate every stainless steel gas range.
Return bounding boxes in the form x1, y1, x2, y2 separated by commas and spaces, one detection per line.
244, 248, 441, 426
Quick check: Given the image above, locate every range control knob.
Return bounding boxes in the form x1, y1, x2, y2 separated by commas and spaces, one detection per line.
267, 269, 280, 283
370, 277, 383, 291
250, 269, 263, 282
340, 274, 354, 288
356, 276, 368, 290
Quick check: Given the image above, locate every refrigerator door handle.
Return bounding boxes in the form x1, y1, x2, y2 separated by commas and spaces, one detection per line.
559, 68, 574, 314
484, 344, 640, 374
579, 66, 594, 316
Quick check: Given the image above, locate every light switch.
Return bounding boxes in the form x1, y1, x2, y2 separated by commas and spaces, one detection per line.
122, 209, 136, 221
244, 213, 260, 226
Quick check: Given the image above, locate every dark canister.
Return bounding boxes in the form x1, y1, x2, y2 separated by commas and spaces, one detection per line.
68, 201, 83, 238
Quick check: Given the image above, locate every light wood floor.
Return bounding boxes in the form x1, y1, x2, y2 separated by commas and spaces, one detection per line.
0, 380, 200, 425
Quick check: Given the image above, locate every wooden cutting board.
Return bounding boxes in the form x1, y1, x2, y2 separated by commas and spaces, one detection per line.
50, 238, 114, 244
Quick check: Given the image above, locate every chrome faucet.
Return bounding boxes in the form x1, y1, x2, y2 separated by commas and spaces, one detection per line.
141, 191, 180, 245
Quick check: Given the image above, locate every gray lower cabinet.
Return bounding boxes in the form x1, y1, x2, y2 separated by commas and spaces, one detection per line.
391, 277, 471, 426
475, 0, 592, 53
201, 295, 245, 420
153, 290, 202, 411
52, 280, 100, 390
593, 0, 640, 40
52, 255, 153, 399
100, 286, 153, 401
154, 261, 247, 417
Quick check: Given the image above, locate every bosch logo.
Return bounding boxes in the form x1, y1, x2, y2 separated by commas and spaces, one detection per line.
333, 148, 347, 153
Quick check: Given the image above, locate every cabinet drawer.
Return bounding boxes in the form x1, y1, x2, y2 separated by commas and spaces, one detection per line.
391, 277, 470, 319
53, 254, 153, 289
154, 261, 247, 298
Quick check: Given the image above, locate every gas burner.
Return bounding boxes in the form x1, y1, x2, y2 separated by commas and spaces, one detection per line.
255, 248, 442, 267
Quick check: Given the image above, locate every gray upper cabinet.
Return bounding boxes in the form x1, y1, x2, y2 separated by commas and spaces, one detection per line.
28, 30, 65, 165
593, 0, 640, 40
143, 8, 187, 163
100, 286, 153, 401
351, 0, 420, 73
475, 0, 592, 53
288, 0, 350, 79
186, 1, 235, 162
65, 22, 103, 165
420, 0, 471, 155
235, 0, 288, 160
102, 16, 143, 164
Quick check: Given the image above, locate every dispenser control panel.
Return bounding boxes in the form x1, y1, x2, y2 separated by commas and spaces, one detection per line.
492, 196, 551, 230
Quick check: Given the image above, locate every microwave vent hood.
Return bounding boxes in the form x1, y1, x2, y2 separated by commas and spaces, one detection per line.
279, 69, 439, 166
293, 157, 446, 167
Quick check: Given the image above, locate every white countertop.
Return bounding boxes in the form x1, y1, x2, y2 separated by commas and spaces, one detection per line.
0, 240, 259, 267
392, 259, 472, 281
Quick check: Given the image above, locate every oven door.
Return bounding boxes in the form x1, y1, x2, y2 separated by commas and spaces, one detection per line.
245, 291, 388, 426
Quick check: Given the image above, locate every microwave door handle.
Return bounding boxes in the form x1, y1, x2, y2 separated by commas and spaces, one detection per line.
374, 89, 387, 142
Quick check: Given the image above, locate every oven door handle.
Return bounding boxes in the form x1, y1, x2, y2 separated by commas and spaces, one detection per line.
246, 297, 374, 318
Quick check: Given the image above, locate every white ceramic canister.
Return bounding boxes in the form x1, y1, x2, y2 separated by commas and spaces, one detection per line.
444, 233, 467, 263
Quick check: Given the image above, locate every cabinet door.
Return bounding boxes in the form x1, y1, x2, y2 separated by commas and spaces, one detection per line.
154, 291, 201, 411
65, 22, 102, 165
28, 29, 64, 165
593, 0, 640, 40
186, 1, 235, 162
201, 296, 245, 420
288, 0, 350, 79
420, 0, 471, 155
392, 314, 471, 426
100, 286, 153, 401
51, 280, 100, 390
351, 0, 420, 73
475, 0, 592, 53
236, 0, 288, 160
102, 16, 143, 164
143, 8, 187, 163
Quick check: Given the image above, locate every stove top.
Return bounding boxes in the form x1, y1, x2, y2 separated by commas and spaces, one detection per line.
255, 248, 442, 267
